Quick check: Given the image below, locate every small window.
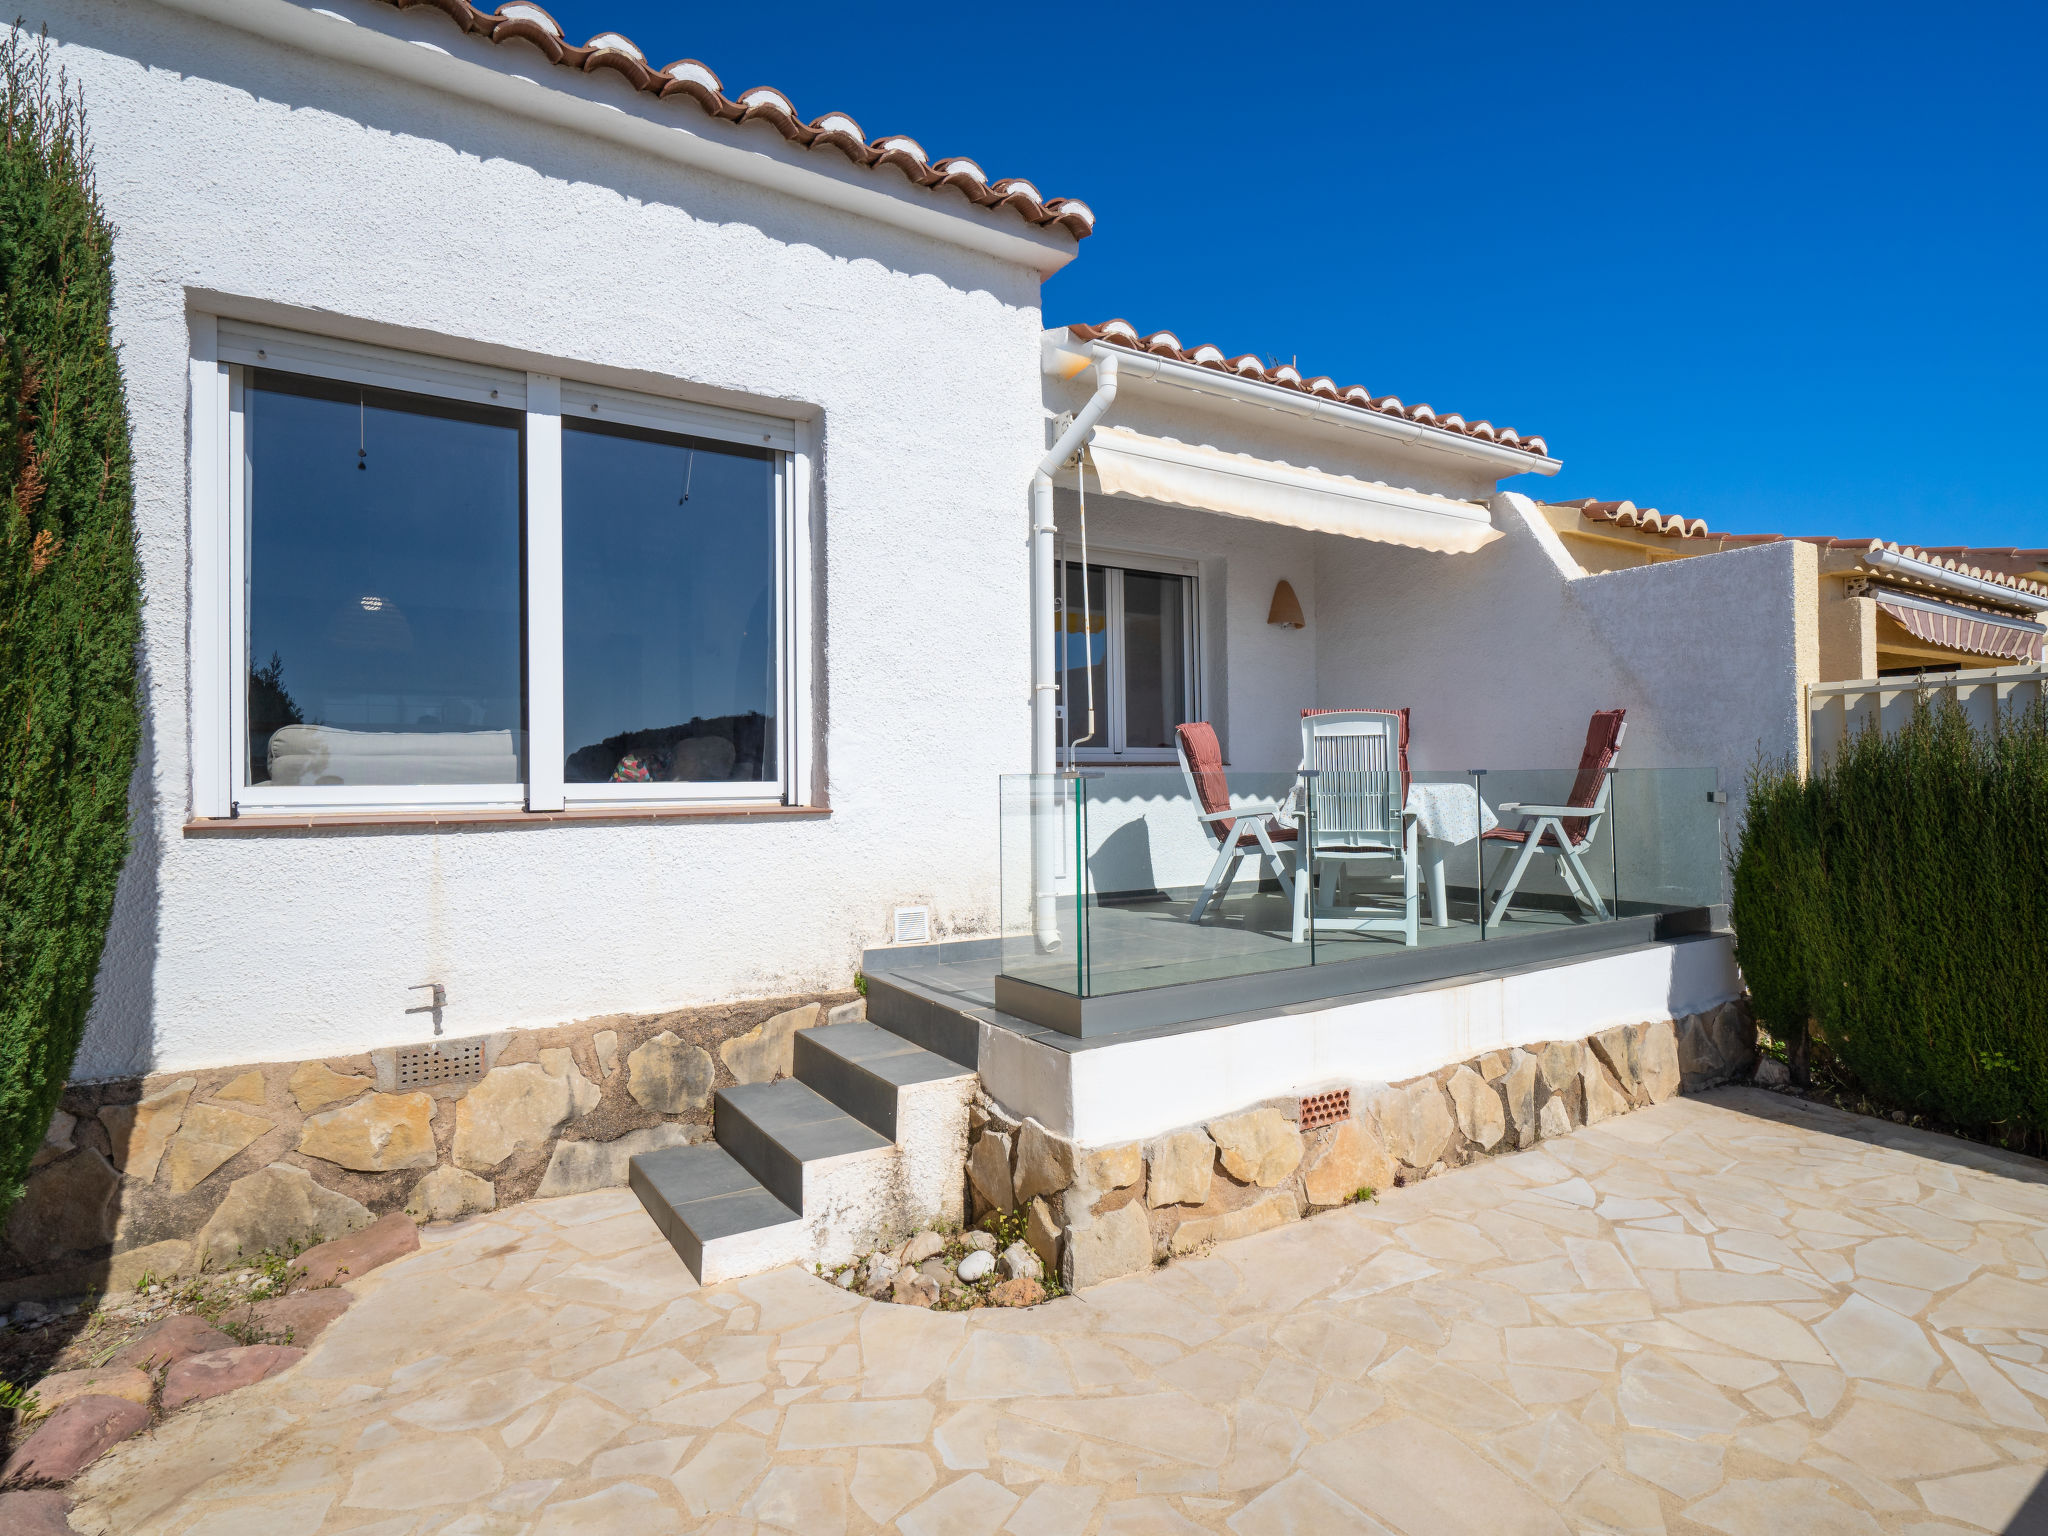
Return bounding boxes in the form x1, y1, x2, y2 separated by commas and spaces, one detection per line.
243, 371, 525, 790
1057, 558, 1197, 761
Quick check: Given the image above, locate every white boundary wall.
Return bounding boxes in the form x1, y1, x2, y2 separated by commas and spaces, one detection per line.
1809, 665, 2048, 767
979, 935, 1741, 1145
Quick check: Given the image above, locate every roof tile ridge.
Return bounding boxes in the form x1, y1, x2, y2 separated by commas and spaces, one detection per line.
375, 1, 1093, 236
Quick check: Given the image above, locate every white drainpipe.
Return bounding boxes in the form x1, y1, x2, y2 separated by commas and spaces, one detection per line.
1030, 351, 1119, 949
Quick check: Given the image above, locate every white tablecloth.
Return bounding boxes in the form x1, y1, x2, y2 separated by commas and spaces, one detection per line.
1407, 782, 1498, 845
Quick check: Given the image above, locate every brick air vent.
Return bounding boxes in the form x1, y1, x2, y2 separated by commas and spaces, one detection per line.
1299, 1089, 1350, 1130
394, 1036, 486, 1089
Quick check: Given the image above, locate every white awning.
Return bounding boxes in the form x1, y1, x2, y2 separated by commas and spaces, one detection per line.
1084, 424, 1501, 554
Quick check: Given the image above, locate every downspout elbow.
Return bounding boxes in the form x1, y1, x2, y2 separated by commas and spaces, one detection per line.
1038, 352, 1119, 479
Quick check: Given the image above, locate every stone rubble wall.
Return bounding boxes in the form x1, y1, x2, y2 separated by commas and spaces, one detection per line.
3, 993, 860, 1302
967, 1001, 1758, 1291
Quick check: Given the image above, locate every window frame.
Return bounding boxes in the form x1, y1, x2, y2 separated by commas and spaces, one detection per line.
1056, 545, 1201, 765
191, 317, 812, 817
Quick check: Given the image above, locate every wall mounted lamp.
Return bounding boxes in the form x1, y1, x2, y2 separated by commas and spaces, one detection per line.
1268, 579, 1306, 629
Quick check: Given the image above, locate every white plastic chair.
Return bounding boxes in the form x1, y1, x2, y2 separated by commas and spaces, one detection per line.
1291, 711, 1418, 946
1174, 722, 1298, 922
1483, 710, 1627, 927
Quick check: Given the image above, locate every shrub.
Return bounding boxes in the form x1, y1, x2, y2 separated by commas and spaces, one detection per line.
0, 30, 141, 1223
1732, 695, 2048, 1136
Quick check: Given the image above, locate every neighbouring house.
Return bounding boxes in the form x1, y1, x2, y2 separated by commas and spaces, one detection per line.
13, 0, 1771, 1297
1545, 500, 2048, 677
1541, 500, 2048, 763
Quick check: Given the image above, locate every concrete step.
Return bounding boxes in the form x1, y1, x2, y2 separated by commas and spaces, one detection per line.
713, 1078, 892, 1213
627, 1142, 802, 1286
861, 974, 981, 1070
794, 1020, 973, 1140
629, 1021, 978, 1286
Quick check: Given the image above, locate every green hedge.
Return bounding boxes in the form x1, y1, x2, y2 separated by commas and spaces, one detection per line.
1732, 695, 2048, 1134
0, 31, 141, 1224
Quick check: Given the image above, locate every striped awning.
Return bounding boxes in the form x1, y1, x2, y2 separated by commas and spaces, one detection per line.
1874, 590, 2046, 663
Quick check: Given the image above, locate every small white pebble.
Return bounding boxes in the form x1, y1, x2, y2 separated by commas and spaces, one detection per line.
957, 1250, 996, 1284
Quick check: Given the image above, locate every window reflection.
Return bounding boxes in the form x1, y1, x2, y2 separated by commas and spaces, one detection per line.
561, 419, 778, 784
1122, 569, 1189, 750
1058, 561, 1110, 753
244, 371, 525, 786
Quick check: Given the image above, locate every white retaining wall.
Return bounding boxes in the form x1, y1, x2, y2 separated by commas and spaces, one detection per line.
979, 934, 1742, 1145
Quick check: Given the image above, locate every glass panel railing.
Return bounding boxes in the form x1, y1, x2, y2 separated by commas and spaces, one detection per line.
999, 773, 1088, 996
1077, 769, 1317, 997
1473, 768, 1620, 932
1611, 766, 1726, 913
999, 764, 1724, 1003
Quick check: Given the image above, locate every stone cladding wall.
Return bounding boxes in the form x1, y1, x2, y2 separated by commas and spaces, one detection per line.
3, 993, 857, 1303
967, 1001, 1758, 1291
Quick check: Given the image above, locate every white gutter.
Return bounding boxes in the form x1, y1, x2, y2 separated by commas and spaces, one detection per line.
1046, 334, 1560, 479
1029, 353, 1119, 949
1862, 543, 2048, 615
147, 0, 1080, 277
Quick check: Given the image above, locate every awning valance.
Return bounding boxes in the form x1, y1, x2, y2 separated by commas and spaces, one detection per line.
1874, 589, 2046, 663
1084, 425, 1501, 554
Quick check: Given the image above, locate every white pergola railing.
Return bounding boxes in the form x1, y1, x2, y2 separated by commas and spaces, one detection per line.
1808, 663, 2048, 766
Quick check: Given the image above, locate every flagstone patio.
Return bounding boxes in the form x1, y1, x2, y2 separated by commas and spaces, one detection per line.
62, 1088, 2048, 1536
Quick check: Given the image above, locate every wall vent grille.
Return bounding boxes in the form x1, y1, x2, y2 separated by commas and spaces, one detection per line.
394, 1036, 486, 1089
1299, 1089, 1351, 1130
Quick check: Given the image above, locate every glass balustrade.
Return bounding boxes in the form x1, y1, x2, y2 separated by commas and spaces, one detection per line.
997, 765, 1724, 1001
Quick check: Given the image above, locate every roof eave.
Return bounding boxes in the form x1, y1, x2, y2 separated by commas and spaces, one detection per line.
1049, 332, 1561, 480
1863, 543, 2048, 615
152, 0, 1082, 276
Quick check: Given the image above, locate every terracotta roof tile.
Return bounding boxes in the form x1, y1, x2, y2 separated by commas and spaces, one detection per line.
1559, 499, 1715, 540
377, 2, 1094, 238
1064, 320, 1550, 460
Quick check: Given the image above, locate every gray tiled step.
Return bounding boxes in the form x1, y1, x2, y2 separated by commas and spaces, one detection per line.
628, 1143, 799, 1281
862, 974, 981, 1069
715, 1079, 891, 1213
794, 1021, 974, 1140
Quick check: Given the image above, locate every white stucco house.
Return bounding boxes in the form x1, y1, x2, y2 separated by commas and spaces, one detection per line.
20, 0, 1788, 1287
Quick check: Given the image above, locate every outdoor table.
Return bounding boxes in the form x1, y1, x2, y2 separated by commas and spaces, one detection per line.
1407, 781, 1498, 928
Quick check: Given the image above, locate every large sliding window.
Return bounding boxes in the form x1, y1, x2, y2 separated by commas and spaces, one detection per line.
198, 322, 810, 816
1056, 554, 1198, 763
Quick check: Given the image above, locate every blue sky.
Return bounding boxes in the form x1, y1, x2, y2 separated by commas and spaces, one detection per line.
536, 2, 2046, 549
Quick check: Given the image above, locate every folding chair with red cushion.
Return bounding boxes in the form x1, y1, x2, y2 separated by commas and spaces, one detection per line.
1481, 709, 1627, 927
1174, 722, 1298, 922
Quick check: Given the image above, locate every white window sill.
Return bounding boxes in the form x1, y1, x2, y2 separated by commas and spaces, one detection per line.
184, 802, 829, 835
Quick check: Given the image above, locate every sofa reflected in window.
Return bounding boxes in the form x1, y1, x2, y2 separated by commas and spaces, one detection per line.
265, 723, 521, 786
563, 711, 772, 784
243, 370, 525, 788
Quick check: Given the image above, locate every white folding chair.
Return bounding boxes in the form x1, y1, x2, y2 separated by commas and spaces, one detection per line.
1175, 722, 1298, 922
1483, 710, 1627, 927
1291, 711, 1418, 947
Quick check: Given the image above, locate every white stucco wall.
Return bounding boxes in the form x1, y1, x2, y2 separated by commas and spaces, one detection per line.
46, 0, 1059, 1075
1313, 493, 1806, 896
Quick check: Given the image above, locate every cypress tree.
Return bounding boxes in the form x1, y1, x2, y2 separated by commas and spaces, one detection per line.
0, 29, 141, 1223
